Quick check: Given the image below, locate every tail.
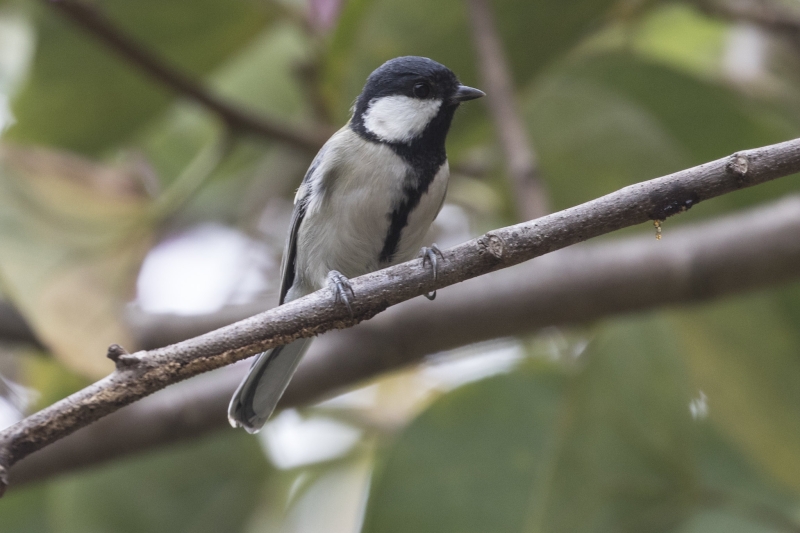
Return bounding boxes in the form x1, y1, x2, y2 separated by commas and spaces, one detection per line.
228, 338, 312, 433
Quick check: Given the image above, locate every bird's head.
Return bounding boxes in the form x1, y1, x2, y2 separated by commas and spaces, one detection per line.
351, 56, 484, 146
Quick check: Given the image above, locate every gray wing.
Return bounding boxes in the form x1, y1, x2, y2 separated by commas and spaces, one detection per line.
278, 145, 327, 304
228, 130, 346, 432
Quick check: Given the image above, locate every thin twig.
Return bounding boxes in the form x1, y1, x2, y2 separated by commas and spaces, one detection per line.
1, 137, 799, 494
6, 194, 800, 486
465, 0, 550, 220
45, 0, 330, 151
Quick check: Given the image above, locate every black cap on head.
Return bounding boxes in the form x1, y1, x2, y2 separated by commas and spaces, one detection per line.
350, 56, 483, 151
355, 56, 460, 111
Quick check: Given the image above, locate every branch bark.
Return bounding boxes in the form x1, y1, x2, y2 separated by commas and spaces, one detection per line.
46, 0, 331, 151
6, 194, 800, 487
465, 0, 550, 219
1, 137, 800, 494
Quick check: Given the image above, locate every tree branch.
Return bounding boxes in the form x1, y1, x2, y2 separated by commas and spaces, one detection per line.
698, 0, 800, 41
465, 0, 550, 219
45, 0, 331, 150
1, 137, 799, 494
6, 194, 800, 487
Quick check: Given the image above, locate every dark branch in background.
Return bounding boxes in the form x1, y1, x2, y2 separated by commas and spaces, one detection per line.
7, 194, 800, 487
45, 0, 330, 151
0, 303, 42, 349
1, 136, 800, 495
465, 0, 550, 220
129, 301, 273, 352
698, 0, 800, 43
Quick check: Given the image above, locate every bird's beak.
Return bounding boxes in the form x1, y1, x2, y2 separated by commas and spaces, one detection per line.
453, 85, 486, 102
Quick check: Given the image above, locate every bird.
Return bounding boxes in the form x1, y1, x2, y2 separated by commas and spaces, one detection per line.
228, 56, 484, 433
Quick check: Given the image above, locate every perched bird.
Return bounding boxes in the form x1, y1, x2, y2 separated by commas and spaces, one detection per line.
228, 56, 484, 432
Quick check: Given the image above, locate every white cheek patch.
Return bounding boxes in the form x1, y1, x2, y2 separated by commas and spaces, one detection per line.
363, 95, 442, 144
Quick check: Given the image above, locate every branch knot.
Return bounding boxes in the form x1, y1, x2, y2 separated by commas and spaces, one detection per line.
106, 344, 142, 369
728, 153, 750, 184
479, 233, 505, 259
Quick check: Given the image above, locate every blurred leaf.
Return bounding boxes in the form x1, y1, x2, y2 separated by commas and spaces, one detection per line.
364, 366, 569, 533
526, 59, 690, 212
364, 309, 800, 532
0, 429, 271, 533
573, 55, 792, 170
630, 3, 728, 79
690, 423, 800, 533
363, 317, 698, 533
0, 10, 35, 95
247, 454, 374, 533
49, 430, 269, 533
321, 0, 618, 130
6, 0, 273, 154
133, 23, 315, 226
674, 284, 800, 493
525, 52, 800, 215
0, 143, 152, 377
18, 353, 90, 411
0, 485, 50, 533
210, 22, 312, 121
676, 510, 782, 533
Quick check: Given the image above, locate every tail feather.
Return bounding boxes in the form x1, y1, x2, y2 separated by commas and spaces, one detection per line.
228, 338, 312, 433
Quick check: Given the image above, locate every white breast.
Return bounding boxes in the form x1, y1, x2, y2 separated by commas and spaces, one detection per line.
295, 130, 406, 291
363, 95, 442, 144
291, 128, 449, 293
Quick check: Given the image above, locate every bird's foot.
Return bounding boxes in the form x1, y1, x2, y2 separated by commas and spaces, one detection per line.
327, 270, 355, 316
418, 243, 444, 301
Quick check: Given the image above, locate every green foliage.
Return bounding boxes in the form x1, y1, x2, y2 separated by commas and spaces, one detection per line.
364, 303, 800, 532
526, 51, 800, 215
321, 0, 618, 131
678, 290, 800, 492
0, 430, 271, 533
6, 0, 273, 154
1, 0, 800, 531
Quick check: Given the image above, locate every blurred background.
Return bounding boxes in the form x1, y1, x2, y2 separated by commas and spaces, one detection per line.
1, 0, 800, 531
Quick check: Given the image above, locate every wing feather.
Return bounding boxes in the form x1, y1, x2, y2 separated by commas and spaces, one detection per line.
278, 144, 327, 304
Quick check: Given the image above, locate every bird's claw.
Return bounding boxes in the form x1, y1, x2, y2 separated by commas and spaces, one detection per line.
419, 243, 444, 301
327, 270, 355, 316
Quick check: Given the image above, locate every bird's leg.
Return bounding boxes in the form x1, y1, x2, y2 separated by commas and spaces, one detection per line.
418, 243, 444, 301
327, 270, 355, 316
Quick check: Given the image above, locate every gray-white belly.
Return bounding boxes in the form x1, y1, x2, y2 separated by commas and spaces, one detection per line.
293, 134, 449, 294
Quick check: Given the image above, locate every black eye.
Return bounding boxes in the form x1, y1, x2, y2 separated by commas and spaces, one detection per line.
413, 82, 431, 98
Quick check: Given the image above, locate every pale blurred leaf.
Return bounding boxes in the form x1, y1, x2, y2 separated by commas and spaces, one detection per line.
0, 143, 152, 377
630, 3, 728, 79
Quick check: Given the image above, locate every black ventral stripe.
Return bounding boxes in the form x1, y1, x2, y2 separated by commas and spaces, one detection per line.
379, 170, 432, 263
350, 96, 456, 264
